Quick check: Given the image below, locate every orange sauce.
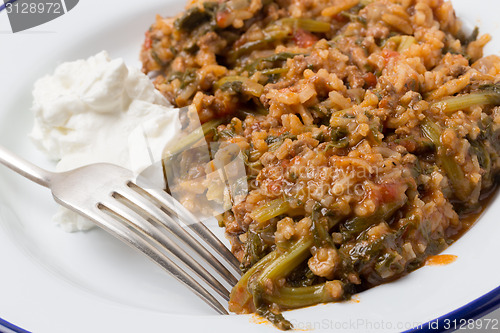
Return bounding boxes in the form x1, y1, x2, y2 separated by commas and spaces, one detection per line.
249, 314, 271, 326
250, 313, 314, 331
348, 295, 361, 303
425, 254, 458, 266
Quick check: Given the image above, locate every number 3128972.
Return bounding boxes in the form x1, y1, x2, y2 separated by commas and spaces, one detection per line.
5, 2, 62, 14
443, 318, 499, 331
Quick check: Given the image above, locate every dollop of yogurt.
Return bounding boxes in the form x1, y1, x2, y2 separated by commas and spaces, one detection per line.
30, 51, 180, 231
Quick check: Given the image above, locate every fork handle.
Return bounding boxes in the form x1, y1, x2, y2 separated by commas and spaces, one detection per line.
0, 145, 53, 188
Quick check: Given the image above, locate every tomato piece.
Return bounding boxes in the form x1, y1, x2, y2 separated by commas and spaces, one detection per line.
216, 9, 231, 28
378, 182, 403, 203
382, 49, 400, 63
143, 31, 152, 50
363, 72, 377, 88
293, 28, 319, 48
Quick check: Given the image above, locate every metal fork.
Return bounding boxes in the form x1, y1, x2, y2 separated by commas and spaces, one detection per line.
0, 145, 241, 315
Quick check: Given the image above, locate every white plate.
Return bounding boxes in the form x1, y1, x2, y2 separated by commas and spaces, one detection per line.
0, 1, 499, 332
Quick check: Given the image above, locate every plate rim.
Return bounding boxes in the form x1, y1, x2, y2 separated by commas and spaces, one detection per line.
1, 0, 499, 332
1, 284, 500, 333
403, 285, 500, 332
0, 317, 31, 333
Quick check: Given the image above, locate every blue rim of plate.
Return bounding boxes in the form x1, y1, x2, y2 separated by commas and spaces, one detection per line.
0, 317, 30, 333
0, 285, 499, 333
404, 284, 500, 332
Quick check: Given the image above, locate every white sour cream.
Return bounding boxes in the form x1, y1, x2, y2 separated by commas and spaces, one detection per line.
30, 51, 181, 231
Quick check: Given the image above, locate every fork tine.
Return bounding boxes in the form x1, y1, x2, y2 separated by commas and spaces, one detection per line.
0, 148, 235, 315
133, 185, 242, 273
83, 204, 229, 315
100, 195, 231, 301
189, 222, 241, 272
115, 184, 239, 286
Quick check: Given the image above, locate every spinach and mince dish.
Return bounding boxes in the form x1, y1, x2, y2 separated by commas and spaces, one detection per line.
140, 0, 500, 329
